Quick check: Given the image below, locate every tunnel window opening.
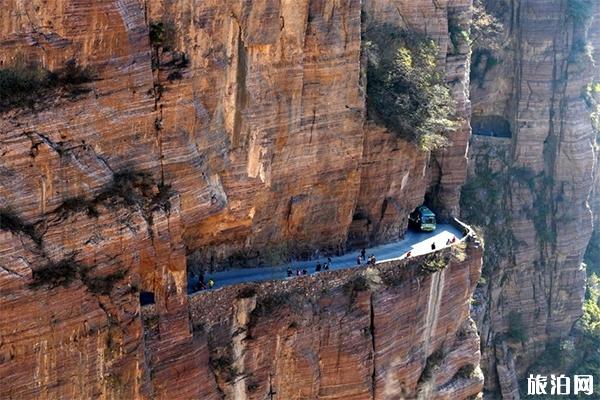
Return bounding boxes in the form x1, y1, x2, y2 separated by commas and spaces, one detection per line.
472, 115, 512, 138
140, 291, 155, 306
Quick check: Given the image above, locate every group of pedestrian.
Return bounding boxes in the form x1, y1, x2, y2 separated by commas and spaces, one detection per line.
287, 267, 308, 277
191, 271, 215, 292
287, 257, 333, 277
191, 235, 460, 292
404, 235, 458, 259
356, 249, 376, 266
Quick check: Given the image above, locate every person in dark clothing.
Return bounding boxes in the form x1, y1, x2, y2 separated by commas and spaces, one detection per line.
357, 255, 362, 265
192, 271, 206, 291
405, 251, 412, 258
296, 269, 301, 276
302, 268, 308, 275
431, 242, 436, 251
361, 248, 366, 260
287, 267, 293, 277
369, 255, 376, 265
315, 262, 322, 272
324, 257, 332, 270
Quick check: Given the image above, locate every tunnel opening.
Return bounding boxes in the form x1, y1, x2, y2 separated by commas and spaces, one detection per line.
140, 291, 155, 306
472, 115, 512, 138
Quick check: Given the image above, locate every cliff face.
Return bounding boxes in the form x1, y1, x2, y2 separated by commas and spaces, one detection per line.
0, 0, 479, 398
0, 0, 471, 264
148, 241, 484, 400
464, 0, 598, 396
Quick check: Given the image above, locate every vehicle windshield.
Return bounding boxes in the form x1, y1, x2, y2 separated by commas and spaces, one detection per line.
423, 217, 435, 224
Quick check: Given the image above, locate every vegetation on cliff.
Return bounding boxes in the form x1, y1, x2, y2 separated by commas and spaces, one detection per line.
469, 0, 504, 85
29, 257, 126, 295
364, 24, 457, 151
0, 58, 96, 112
525, 274, 600, 397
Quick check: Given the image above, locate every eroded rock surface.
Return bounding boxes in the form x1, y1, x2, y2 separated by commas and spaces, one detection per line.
464, 0, 599, 397
0, 0, 480, 398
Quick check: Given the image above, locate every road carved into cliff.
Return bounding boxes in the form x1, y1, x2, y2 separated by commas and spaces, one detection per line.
191, 223, 465, 291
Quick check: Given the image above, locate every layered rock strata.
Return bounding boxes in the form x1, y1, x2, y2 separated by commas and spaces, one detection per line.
0, 0, 479, 398
464, 0, 598, 396
159, 239, 484, 400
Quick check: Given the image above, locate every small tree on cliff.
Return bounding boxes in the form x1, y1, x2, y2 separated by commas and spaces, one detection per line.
365, 24, 458, 151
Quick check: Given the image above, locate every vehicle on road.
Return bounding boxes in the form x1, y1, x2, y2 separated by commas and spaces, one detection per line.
409, 206, 437, 232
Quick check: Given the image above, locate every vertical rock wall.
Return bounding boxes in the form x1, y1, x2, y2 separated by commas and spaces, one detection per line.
182, 242, 483, 400
0, 0, 478, 398
464, 0, 598, 396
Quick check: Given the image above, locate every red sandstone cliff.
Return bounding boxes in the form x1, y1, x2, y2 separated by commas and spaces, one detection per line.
463, 0, 599, 397
0, 0, 480, 399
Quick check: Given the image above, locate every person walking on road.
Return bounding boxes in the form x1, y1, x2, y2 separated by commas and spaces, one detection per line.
302, 268, 308, 275
369, 255, 376, 265
357, 255, 362, 265
208, 279, 215, 289
315, 261, 322, 272
361, 248, 366, 260
325, 257, 331, 270
431, 242, 436, 251
287, 267, 293, 277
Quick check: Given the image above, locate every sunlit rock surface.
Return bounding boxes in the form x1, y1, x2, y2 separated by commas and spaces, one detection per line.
0, 0, 480, 398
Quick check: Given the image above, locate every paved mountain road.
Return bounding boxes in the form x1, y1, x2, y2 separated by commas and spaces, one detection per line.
189, 224, 464, 292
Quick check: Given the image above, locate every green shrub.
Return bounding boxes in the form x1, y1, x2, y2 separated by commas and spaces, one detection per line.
56, 59, 97, 86
344, 275, 368, 292
56, 197, 100, 218
29, 259, 80, 289
583, 82, 600, 132
251, 290, 301, 318
365, 24, 457, 151
422, 253, 448, 273
449, 20, 469, 54
568, 275, 600, 397
419, 347, 445, 382
81, 270, 126, 295
210, 354, 239, 382
0, 210, 40, 243
470, 0, 504, 51
0, 63, 51, 111
454, 364, 476, 380
585, 231, 600, 275
0, 59, 96, 112
470, 49, 500, 85
29, 257, 125, 294
381, 271, 405, 287
149, 21, 177, 51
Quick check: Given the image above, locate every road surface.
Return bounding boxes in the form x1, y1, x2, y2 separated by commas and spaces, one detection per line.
189, 224, 464, 292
